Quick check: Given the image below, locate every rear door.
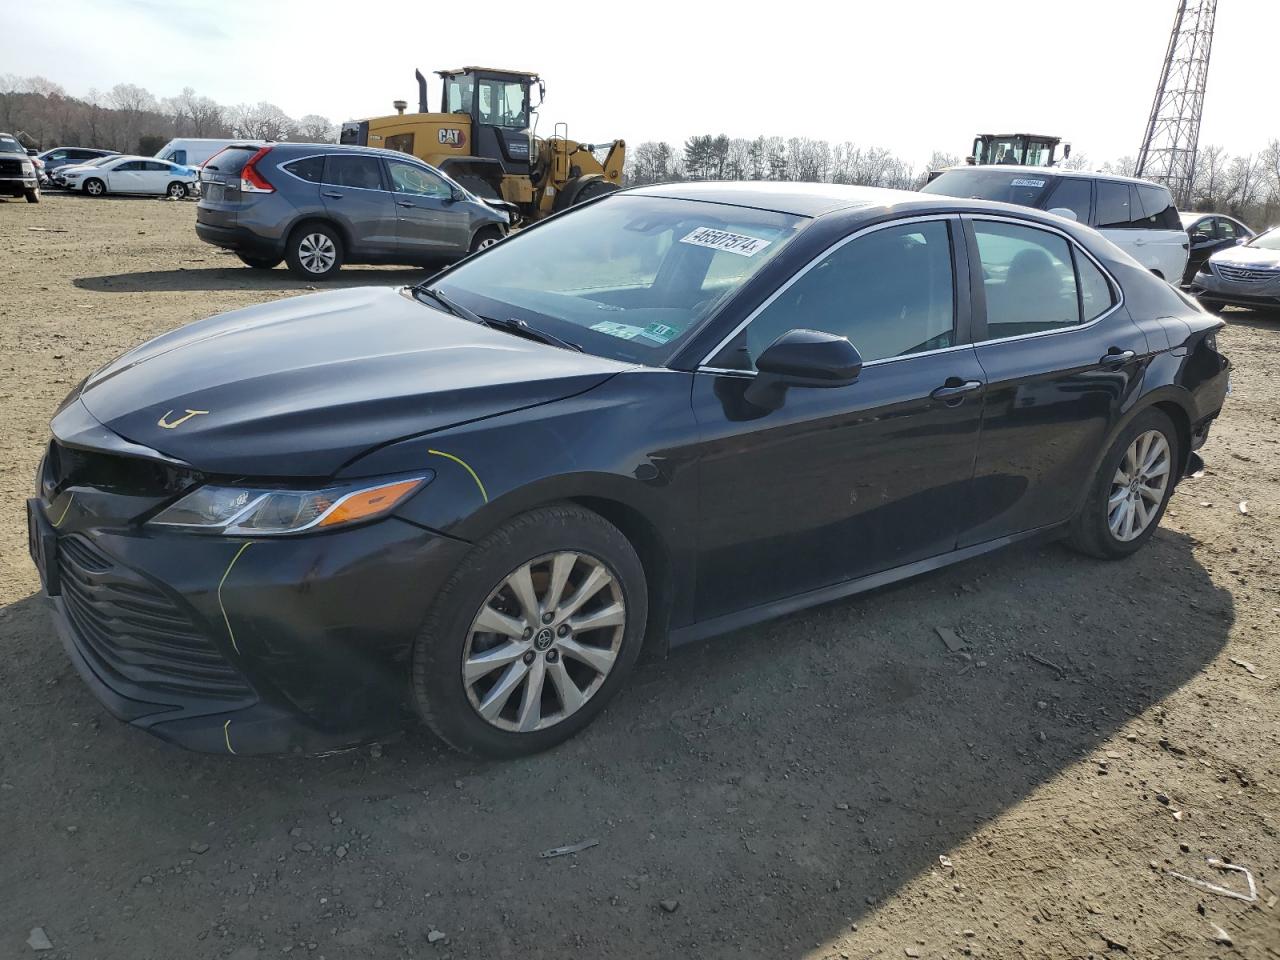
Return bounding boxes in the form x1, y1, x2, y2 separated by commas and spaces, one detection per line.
142, 160, 173, 193
320, 154, 398, 256
384, 158, 471, 257
1185, 216, 1221, 281
1132, 183, 1189, 281
959, 216, 1149, 546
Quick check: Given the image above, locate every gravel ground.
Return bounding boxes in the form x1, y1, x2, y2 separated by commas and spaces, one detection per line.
1, 192, 1277, 960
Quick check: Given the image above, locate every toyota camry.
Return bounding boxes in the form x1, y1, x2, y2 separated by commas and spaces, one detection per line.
29, 182, 1230, 758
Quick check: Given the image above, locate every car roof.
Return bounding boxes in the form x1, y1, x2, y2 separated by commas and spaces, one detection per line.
939, 164, 1171, 190
268, 142, 440, 164
1180, 211, 1213, 227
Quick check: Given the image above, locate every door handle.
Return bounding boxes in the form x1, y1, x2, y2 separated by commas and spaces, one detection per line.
1132, 238, 1147, 246
322, 191, 343, 199
396, 200, 416, 208
930, 379, 983, 404
1099, 349, 1136, 368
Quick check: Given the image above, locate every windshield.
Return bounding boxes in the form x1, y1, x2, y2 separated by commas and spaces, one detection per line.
0, 135, 24, 155
81, 156, 115, 168
1247, 227, 1280, 251
921, 169, 1054, 207
429, 195, 806, 364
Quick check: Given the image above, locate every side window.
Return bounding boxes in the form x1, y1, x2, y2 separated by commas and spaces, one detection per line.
974, 221, 1079, 336
323, 154, 384, 190
384, 133, 415, 155
1134, 184, 1179, 229
48, 150, 67, 162
1217, 218, 1238, 241
387, 160, 452, 199
170, 149, 187, 165
283, 156, 325, 183
145, 161, 170, 171
115, 161, 144, 171
1095, 182, 1134, 228
731, 221, 955, 368
1044, 178, 1091, 222
1076, 251, 1116, 322
1190, 218, 1214, 243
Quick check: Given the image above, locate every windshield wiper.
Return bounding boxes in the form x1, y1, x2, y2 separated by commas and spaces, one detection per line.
479, 316, 583, 352
415, 286, 486, 325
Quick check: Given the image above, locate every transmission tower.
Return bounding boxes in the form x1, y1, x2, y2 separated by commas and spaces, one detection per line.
1135, 0, 1217, 207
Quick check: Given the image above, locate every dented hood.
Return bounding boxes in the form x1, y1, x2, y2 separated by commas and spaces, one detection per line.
76, 286, 626, 477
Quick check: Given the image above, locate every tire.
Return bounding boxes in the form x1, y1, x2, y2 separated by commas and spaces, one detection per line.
573, 178, 619, 205
469, 226, 503, 254
166, 181, 188, 199
83, 178, 105, 197
1066, 408, 1179, 560
25, 186, 39, 203
284, 223, 343, 279
412, 504, 648, 758
453, 174, 501, 201
237, 253, 282, 270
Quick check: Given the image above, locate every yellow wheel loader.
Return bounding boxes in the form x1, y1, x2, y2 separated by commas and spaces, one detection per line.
340, 67, 625, 223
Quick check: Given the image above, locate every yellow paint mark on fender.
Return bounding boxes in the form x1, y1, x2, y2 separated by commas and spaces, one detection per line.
51, 493, 75, 527
223, 719, 237, 755
428, 449, 488, 503
217, 542, 253, 654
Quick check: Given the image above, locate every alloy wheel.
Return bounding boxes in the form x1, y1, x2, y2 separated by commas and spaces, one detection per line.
476, 235, 499, 250
86, 180, 103, 196
462, 551, 625, 733
168, 182, 185, 198
1108, 429, 1171, 542
298, 233, 336, 274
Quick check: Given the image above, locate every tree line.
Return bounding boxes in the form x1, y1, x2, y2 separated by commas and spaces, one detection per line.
627, 135, 1280, 227
0, 74, 337, 156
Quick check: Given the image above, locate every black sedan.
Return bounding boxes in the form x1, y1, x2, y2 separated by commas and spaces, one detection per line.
1181, 211, 1253, 285
29, 183, 1230, 758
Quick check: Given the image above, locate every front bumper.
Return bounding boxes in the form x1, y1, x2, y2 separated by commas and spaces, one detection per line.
1189, 267, 1280, 309
32, 493, 469, 755
0, 174, 37, 194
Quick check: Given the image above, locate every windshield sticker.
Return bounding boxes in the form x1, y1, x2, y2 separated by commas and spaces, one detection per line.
642, 322, 679, 344
590, 321, 648, 341
680, 227, 772, 257
1010, 178, 1046, 188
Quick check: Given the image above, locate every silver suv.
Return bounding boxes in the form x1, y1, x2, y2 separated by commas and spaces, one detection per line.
196, 143, 509, 279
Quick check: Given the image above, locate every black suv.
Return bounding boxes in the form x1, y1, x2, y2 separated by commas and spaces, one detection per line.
0, 133, 40, 203
195, 143, 510, 279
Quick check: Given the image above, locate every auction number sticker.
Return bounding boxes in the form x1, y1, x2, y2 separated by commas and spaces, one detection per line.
590, 321, 647, 340
1010, 178, 1046, 188
680, 227, 772, 257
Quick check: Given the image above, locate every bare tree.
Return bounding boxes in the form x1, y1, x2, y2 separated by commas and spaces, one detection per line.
164, 87, 227, 137
295, 114, 336, 143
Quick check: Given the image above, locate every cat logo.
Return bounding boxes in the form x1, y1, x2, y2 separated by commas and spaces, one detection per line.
157, 408, 209, 429
438, 128, 466, 147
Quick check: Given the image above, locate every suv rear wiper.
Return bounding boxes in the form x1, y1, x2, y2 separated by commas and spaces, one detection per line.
415, 286, 582, 352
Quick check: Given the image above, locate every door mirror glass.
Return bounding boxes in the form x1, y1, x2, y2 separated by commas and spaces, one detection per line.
755, 329, 863, 384
1047, 207, 1078, 222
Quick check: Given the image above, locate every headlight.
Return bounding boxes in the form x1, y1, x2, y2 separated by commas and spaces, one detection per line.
21, 160, 33, 173
149, 475, 429, 535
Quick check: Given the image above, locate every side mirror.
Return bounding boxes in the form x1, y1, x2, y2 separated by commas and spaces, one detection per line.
448, 187, 465, 203
745, 329, 862, 411
1047, 207, 1078, 222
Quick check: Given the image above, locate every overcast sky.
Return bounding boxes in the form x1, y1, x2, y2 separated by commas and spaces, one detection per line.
3, 0, 1276, 167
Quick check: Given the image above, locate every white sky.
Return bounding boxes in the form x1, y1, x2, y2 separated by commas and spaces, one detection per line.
3, 0, 1277, 168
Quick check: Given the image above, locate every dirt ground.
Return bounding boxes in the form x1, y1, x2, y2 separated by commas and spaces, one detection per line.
0, 192, 1277, 960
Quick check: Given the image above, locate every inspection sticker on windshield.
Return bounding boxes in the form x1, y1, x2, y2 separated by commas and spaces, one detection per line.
643, 322, 679, 344
1010, 178, 1046, 188
680, 227, 772, 257
590, 321, 647, 340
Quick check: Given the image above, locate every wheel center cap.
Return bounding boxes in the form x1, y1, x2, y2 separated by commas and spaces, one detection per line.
533, 627, 555, 651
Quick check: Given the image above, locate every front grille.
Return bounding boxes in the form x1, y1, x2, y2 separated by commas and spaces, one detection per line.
59, 535, 253, 703
0, 158, 24, 176
1214, 263, 1280, 284
47, 440, 201, 498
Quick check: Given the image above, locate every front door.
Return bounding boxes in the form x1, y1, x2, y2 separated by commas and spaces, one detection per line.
692, 217, 986, 621
108, 160, 147, 193
959, 216, 1150, 546
320, 154, 398, 256
384, 158, 470, 258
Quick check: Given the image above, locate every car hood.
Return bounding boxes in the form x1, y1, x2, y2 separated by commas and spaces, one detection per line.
1210, 244, 1280, 268
76, 286, 630, 477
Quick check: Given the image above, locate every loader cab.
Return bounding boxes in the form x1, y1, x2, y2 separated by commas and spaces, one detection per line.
438, 67, 540, 175
968, 133, 1067, 167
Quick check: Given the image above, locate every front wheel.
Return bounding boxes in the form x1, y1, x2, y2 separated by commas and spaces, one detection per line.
412, 505, 648, 758
285, 224, 343, 279
1067, 408, 1179, 559
83, 178, 105, 197
25, 186, 39, 203
469, 227, 503, 254
166, 181, 188, 199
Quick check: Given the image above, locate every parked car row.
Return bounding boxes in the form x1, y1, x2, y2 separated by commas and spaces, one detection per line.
194, 142, 510, 278
55, 154, 200, 197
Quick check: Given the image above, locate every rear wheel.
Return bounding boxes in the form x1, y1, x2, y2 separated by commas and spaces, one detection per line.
412, 505, 647, 758
24, 186, 39, 203
237, 253, 282, 270
166, 181, 188, 199
285, 223, 343, 279
83, 178, 105, 197
1067, 408, 1179, 559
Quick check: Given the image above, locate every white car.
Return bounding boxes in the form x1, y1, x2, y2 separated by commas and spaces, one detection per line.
59, 154, 199, 198
922, 166, 1190, 283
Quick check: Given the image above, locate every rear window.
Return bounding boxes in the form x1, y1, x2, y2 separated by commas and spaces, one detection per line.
283, 156, 325, 183
920, 169, 1054, 207
202, 146, 259, 176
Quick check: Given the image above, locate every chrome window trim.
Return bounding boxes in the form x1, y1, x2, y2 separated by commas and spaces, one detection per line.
695, 211, 1126, 376
697, 214, 961, 373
